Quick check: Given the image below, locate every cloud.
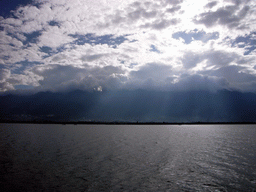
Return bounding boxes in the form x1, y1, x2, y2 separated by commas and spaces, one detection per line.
0, 30, 23, 48
181, 49, 241, 69
193, 2, 251, 29
127, 62, 230, 91
127, 7, 158, 21
166, 5, 182, 13
0, 81, 15, 92
0, 69, 12, 92
204, 1, 218, 9
29, 64, 126, 92
0, 67, 43, 92
99, 0, 183, 31
181, 52, 203, 69
37, 27, 74, 48
141, 18, 179, 30
165, 0, 183, 5
81, 54, 106, 62
130, 63, 172, 81
173, 74, 229, 91
68, 33, 129, 47
0, 0, 256, 94
200, 65, 256, 91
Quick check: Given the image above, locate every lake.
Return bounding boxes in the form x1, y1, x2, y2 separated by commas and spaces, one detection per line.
1, 124, 256, 191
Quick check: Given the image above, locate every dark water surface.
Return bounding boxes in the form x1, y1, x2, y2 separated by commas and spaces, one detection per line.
1, 124, 256, 191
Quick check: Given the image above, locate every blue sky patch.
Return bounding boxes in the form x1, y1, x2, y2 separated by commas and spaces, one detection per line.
172, 29, 219, 44
11, 60, 43, 74
48, 20, 61, 27
40, 46, 52, 53
129, 63, 138, 68
14, 84, 34, 90
232, 32, 256, 55
23, 31, 42, 45
40, 46, 55, 59
40, 45, 68, 59
150, 45, 160, 53
0, 64, 6, 70
0, 0, 33, 18
2, 56, 10, 61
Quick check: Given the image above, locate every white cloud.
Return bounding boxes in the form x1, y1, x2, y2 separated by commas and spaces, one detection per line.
0, 68, 11, 82
0, 31, 23, 47
37, 26, 74, 48
0, 68, 43, 92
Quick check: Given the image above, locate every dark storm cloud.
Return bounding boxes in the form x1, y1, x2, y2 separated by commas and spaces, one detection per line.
175, 74, 229, 91
125, 63, 228, 92
31, 64, 126, 92
202, 65, 256, 84
194, 3, 250, 29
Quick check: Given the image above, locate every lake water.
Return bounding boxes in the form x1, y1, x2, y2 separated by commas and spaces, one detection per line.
0, 124, 256, 191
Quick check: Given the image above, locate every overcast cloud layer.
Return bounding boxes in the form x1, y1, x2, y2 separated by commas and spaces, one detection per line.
1, 0, 256, 93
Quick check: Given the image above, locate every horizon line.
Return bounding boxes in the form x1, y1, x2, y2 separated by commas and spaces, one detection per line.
1, 120, 256, 125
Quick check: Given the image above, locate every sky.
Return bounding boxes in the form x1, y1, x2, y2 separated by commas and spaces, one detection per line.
1, 0, 256, 122
0, 0, 255, 93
